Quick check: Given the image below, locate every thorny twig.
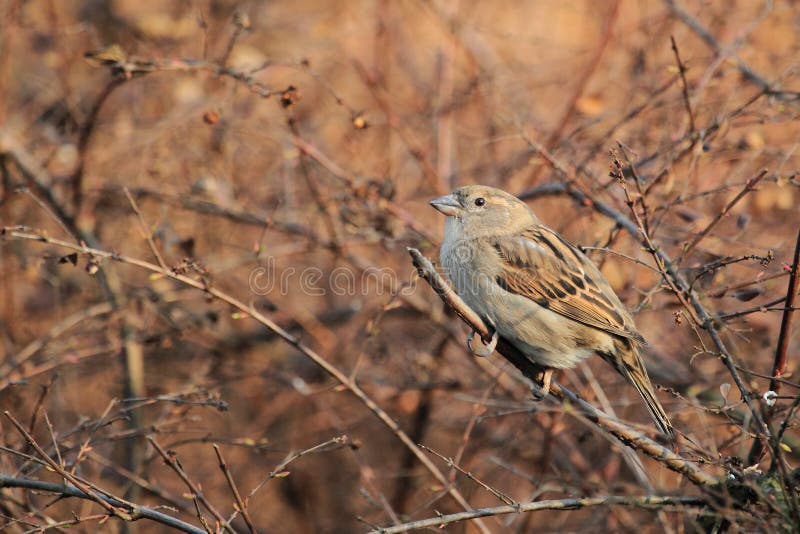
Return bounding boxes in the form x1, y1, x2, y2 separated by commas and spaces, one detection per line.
768, 228, 800, 398
246, 435, 352, 499
419, 444, 516, 506
213, 444, 257, 534
371, 495, 711, 534
4, 411, 136, 521
749, 228, 800, 465
670, 35, 696, 134
0, 475, 205, 534
678, 170, 769, 264
148, 437, 233, 533
124, 187, 169, 271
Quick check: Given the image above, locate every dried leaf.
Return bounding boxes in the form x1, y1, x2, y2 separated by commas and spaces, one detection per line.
731, 287, 765, 302
203, 111, 219, 125
576, 96, 604, 116
59, 253, 78, 266
736, 213, 751, 230
675, 207, 701, 223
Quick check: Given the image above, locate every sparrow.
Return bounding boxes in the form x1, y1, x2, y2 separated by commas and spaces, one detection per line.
429, 185, 675, 441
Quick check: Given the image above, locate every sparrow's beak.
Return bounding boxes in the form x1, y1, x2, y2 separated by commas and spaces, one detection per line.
429, 194, 461, 216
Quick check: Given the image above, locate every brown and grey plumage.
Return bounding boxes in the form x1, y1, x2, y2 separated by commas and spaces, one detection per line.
430, 185, 675, 441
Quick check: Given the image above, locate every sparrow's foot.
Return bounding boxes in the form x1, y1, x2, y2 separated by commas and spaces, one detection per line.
467, 327, 498, 357
530, 368, 553, 401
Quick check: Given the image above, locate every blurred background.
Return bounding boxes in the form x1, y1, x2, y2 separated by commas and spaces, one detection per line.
1, 0, 799, 532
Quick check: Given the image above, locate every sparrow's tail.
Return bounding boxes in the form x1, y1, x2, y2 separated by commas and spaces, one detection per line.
628, 366, 676, 443
606, 342, 676, 444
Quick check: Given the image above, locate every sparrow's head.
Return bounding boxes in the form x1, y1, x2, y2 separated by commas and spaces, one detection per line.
429, 185, 538, 238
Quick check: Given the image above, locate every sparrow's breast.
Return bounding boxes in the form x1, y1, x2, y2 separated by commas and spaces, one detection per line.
442, 236, 608, 369
441, 237, 497, 318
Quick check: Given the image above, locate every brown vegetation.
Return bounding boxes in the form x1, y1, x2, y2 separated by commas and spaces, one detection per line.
1, 1, 799, 532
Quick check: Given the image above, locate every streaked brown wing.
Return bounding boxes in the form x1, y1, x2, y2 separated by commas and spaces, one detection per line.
491, 226, 645, 344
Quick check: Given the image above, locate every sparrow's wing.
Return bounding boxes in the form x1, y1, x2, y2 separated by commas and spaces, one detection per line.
490, 226, 645, 344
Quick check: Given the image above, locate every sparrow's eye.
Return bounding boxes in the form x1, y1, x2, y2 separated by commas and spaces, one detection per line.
474, 197, 486, 207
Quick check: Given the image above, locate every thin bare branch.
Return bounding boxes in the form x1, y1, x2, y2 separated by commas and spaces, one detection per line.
0, 474, 205, 534
370, 495, 710, 533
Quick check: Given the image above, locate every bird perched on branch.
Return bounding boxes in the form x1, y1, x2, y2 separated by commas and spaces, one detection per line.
429, 185, 675, 441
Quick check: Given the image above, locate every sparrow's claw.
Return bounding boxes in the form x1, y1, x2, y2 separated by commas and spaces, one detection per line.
530, 368, 553, 401
467, 328, 498, 357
